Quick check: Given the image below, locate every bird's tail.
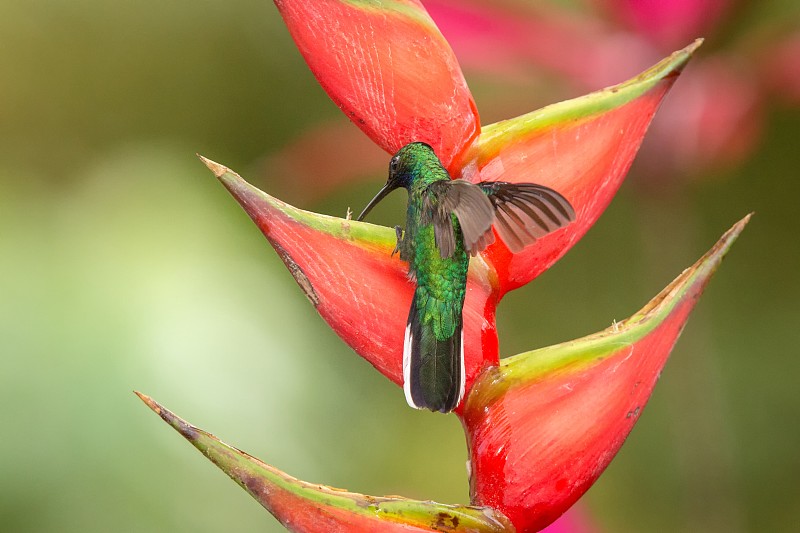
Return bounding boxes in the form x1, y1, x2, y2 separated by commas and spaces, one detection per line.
403, 292, 465, 413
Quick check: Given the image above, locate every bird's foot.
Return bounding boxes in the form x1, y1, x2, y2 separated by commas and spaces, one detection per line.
392, 225, 404, 257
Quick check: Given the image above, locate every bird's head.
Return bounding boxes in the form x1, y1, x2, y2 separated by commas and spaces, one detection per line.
357, 142, 436, 221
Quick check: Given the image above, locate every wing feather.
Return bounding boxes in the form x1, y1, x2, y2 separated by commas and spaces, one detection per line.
424, 180, 495, 258
494, 207, 526, 252
423, 180, 575, 257
432, 214, 456, 259
479, 181, 575, 253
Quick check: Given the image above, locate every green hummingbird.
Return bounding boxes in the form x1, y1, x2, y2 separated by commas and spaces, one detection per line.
358, 142, 575, 413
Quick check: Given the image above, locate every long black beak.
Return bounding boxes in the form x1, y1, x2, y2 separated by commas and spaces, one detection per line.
357, 183, 395, 221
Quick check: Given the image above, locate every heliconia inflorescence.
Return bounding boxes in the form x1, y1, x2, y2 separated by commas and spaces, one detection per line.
138, 1, 748, 532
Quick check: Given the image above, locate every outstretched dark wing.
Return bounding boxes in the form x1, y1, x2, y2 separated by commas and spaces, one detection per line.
423, 180, 575, 258
423, 180, 495, 259
478, 181, 575, 253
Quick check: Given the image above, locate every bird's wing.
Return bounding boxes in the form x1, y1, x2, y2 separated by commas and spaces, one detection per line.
423, 180, 495, 259
478, 181, 575, 253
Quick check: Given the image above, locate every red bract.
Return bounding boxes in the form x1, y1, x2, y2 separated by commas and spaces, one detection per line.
274, 0, 479, 168
462, 216, 749, 531
136, 392, 514, 533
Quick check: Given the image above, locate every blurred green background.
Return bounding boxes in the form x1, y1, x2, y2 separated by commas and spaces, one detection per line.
1, 1, 799, 532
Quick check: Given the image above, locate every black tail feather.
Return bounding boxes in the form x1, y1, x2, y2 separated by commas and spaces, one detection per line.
403, 297, 464, 413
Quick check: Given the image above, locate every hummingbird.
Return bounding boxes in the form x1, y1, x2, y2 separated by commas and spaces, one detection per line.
358, 142, 575, 413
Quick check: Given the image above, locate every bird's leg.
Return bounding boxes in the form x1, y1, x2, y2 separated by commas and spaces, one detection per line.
392, 225, 404, 257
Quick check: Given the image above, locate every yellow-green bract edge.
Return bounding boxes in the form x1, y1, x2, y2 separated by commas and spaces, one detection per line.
470, 39, 704, 161
470, 213, 749, 406
136, 392, 513, 532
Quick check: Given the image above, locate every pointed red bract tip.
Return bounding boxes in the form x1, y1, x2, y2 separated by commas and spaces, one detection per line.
461, 216, 748, 531
197, 154, 227, 178
138, 394, 515, 532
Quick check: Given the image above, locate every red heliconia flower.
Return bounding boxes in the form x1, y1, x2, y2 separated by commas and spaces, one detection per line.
139, 1, 750, 532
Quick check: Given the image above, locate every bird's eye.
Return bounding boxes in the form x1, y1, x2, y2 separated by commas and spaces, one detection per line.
389, 156, 400, 174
